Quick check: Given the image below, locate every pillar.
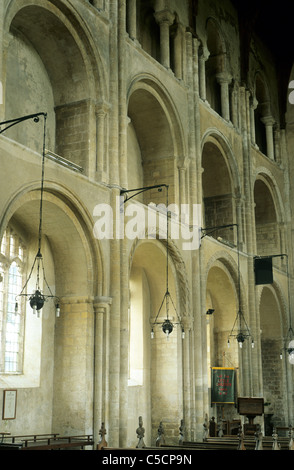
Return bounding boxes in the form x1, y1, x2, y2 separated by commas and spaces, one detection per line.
127, 0, 137, 40
93, 297, 112, 445
250, 96, 258, 144
107, 2, 120, 447
53, 296, 95, 434
154, 10, 175, 69
261, 115, 275, 160
178, 163, 187, 207
230, 82, 239, 129
216, 72, 232, 121
198, 46, 209, 101
173, 23, 185, 79
182, 317, 193, 441
274, 127, 281, 164
96, 101, 109, 178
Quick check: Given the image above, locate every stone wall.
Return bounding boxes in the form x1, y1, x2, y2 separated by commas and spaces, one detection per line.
261, 339, 286, 428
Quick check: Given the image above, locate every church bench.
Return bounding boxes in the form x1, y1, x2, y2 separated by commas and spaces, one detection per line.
5, 433, 59, 444
1, 433, 94, 450
0, 443, 23, 450
204, 436, 290, 450
20, 434, 94, 450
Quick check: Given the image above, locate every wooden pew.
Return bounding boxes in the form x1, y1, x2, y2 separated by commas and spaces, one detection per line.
0, 432, 11, 441
98, 419, 294, 452
20, 434, 94, 450
0, 443, 23, 450
0, 433, 94, 450
7, 433, 59, 444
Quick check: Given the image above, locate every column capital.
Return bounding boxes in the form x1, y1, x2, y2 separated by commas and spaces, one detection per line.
154, 9, 175, 26
199, 44, 210, 61
182, 315, 193, 331
261, 115, 275, 127
177, 156, 189, 170
216, 72, 232, 85
93, 296, 113, 310
250, 96, 258, 110
96, 100, 111, 116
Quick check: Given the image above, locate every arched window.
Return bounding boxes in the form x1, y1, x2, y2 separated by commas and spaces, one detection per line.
0, 228, 26, 373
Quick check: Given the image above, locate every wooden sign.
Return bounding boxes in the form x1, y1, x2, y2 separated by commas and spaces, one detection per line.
237, 397, 264, 416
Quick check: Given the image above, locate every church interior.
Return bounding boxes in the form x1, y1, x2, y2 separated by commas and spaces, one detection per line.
1, 0, 294, 451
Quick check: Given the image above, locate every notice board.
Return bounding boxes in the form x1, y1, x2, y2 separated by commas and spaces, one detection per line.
211, 367, 235, 404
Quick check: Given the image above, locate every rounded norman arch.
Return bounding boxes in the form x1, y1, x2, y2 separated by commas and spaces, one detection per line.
201, 130, 241, 197
204, 250, 248, 315
127, 74, 186, 158
253, 169, 285, 225
0, 181, 104, 299
4, 0, 107, 101
128, 235, 191, 319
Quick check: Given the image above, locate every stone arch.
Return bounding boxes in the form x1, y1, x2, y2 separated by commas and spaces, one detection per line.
3, 0, 107, 172
201, 129, 241, 196
204, 251, 248, 370
4, 0, 106, 99
135, 0, 160, 62
253, 170, 285, 257
129, 234, 190, 319
254, 71, 271, 110
253, 168, 285, 224
257, 282, 288, 427
0, 181, 104, 430
205, 17, 228, 115
204, 250, 247, 314
0, 181, 104, 299
253, 71, 272, 155
256, 282, 287, 339
205, 16, 227, 69
127, 75, 186, 205
201, 131, 240, 243
128, 235, 188, 444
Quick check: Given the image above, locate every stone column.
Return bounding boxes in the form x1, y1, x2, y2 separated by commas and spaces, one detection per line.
198, 47, 209, 101
107, 2, 120, 447
261, 115, 275, 160
154, 10, 175, 69
274, 127, 281, 164
178, 163, 187, 207
173, 23, 185, 80
250, 96, 258, 144
118, 0, 128, 189
108, 0, 119, 186
230, 82, 239, 129
93, 297, 112, 445
182, 317, 193, 441
0, 31, 12, 122
117, 1, 129, 445
127, 0, 137, 40
53, 297, 95, 434
96, 101, 109, 177
216, 72, 232, 121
